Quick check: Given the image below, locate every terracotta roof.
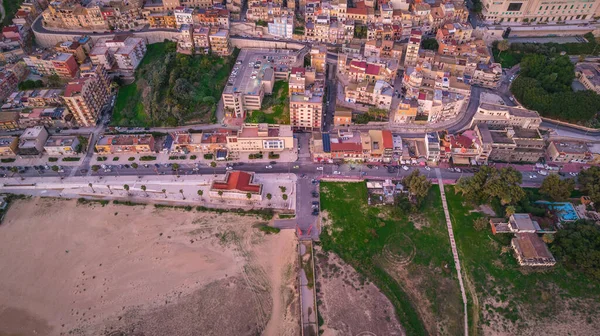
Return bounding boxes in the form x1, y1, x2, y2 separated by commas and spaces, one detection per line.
211, 171, 261, 193
330, 142, 362, 153
382, 130, 393, 149
365, 64, 380, 76
63, 80, 85, 97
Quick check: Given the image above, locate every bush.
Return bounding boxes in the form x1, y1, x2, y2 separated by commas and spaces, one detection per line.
140, 156, 157, 161
128, 157, 135, 161
96, 156, 108, 161
62, 157, 81, 162
258, 224, 281, 234
190, 155, 197, 160
249, 153, 264, 160
203, 153, 213, 160
112, 157, 120, 161
113, 200, 145, 206
179, 155, 186, 160
0, 158, 15, 163
268, 152, 280, 159
169, 155, 179, 160
48, 157, 59, 162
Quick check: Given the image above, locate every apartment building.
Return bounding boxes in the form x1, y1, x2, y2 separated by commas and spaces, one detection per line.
344, 80, 394, 109
174, 6, 194, 27
163, 0, 215, 10
481, 0, 600, 24
334, 107, 352, 127
196, 8, 230, 28
62, 64, 111, 127
17, 126, 49, 156
193, 26, 211, 53
3, 89, 64, 109
226, 123, 294, 156
0, 136, 18, 156
476, 124, 545, 163
23, 52, 79, 78
404, 29, 422, 67
436, 22, 474, 55
470, 102, 542, 129
268, 15, 294, 38
0, 111, 20, 130
467, 62, 503, 88
90, 36, 147, 74
440, 129, 491, 164
55, 41, 87, 64
290, 93, 323, 130
338, 55, 399, 84
208, 28, 232, 56
310, 45, 327, 73
17, 107, 73, 129
145, 12, 177, 28
43, 135, 80, 156
177, 24, 194, 54
95, 134, 155, 154
393, 98, 418, 124
312, 129, 394, 163
546, 140, 592, 163
42, 1, 108, 30
575, 63, 600, 94
0, 69, 19, 102
168, 129, 234, 159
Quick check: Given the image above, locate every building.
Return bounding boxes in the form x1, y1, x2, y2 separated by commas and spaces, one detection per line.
0, 111, 20, 130
209, 171, 263, 201
174, 6, 194, 28
176, 24, 194, 55
62, 64, 111, 127
0, 69, 19, 102
43, 135, 80, 156
333, 107, 352, 127
481, 0, 599, 24
310, 45, 327, 73
169, 129, 234, 159
17, 126, 49, 156
95, 134, 155, 154
55, 41, 87, 64
290, 92, 323, 131
23, 52, 79, 78
511, 233, 556, 267
440, 129, 490, 165
344, 80, 394, 109
42, 1, 108, 30
226, 123, 294, 156
476, 124, 545, 163
546, 140, 592, 163
208, 28, 232, 56
425, 132, 440, 163
90, 36, 147, 74
470, 103, 542, 129
0, 136, 18, 156
404, 29, 421, 67
268, 14, 294, 38
576, 63, 600, 94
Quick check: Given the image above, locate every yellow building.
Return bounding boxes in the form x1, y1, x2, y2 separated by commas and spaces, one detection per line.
0, 136, 18, 156
95, 134, 155, 154
226, 123, 294, 155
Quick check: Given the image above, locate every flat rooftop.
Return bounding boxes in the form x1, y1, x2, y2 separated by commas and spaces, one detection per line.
44, 135, 77, 147
479, 102, 539, 118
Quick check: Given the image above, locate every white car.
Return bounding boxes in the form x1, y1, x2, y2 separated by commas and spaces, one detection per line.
402, 166, 409, 171
333, 171, 341, 175
569, 172, 578, 176
455, 168, 461, 173
316, 166, 324, 171
424, 166, 431, 171
265, 165, 273, 169
226, 166, 233, 171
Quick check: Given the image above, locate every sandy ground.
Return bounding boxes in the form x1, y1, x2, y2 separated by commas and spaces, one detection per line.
0, 198, 299, 336
314, 248, 405, 336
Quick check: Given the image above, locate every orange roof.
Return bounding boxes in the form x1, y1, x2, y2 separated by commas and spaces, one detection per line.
382, 130, 393, 149
212, 171, 261, 193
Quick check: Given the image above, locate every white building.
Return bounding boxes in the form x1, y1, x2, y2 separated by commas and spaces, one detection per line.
174, 7, 194, 28
90, 36, 147, 74
268, 15, 294, 39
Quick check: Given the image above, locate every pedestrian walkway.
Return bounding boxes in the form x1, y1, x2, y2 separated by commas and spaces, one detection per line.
435, 168, 469, 336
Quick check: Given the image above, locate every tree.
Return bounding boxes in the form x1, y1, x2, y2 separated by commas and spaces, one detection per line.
131, 162, 139, 169
454, 166, 525, 205
421, 38, 439, 51
402, 170, 431, 206
172, 163, 180, 173
367, 107, 388, 121
246, 192, 252, 200
123, 184, 130, 195
141, 185, 148, 197
540, 175, 574, 201
505, 205, 516, 217
77, 136, 89, 153
282, 194, 288, 201
88, 183, 95, 193
497, 39, 510, 57
473, 217, 489, 231
552, 220, 600, 280
47, 74, 62, 88
162, 189, 167, 198
180, 189, 185, 200
210, 161, 217, 174
279, 186, 287, 193
578, 166, 600, 210
91, 165, 100, 172
542, 233, 555, 244
218, 190, 224, 198
197, 190, 204, 198
266, 193, 272, 200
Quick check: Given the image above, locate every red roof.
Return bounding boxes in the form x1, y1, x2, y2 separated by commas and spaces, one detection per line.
365, 64, 380, 76
330, 142, 362, 153
382, 130, 393, 149
291, 67, 305, 75
451, 135, 474, 149
63, 80, 85, 97
2, 25, 18, 33
211, 171, 261, 193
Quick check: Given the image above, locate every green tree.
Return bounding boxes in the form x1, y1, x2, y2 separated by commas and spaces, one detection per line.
162, 188, 167, 198
279, 186, 287, 193
47, 74, 62, 88
421, 38, 439, 51
246, 192, 252, 200
578, 166, 600, 209
141, 185, 148, 197
540, 174, 575, 201
542, 233, 555, 244
131, 162, 139, 169
218, 190, 223, 198
77, 136, 89, 153
402, 170, 431, 206
552, 220, 600, 280
88, 183, 95, 193
367, 107, 388, 121
197, 190, 203, 198
123, 184, 130, 195
473, 217, 489, 231
282, 194, 288, 201
210, 161, 217, 174
497, 39, 510, 57
505, 205, 516, 217
266, 193, 272, 200
455, 166, 525, 205
91, 165, 100, 172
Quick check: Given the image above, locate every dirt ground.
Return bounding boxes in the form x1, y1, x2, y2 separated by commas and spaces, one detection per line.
0, 198, 299, 336
314, 248, 405, 336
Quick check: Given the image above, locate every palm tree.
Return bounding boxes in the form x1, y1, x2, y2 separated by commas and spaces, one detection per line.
141, 185, 148, 197
9, 166, 19, 178
210, 161, 217, 175
266, 193, 272, 200
179, 189, 185, 200
197, 190, 204, 199
279, 186, 287, 193
282, 193, 288, 201
172, 163, 180, 175
107, 185, 113, 194
88, 183, 95, 193
162, 188, 167, 198
218, 190, 223, 198
123, 184, 130, 196
246, 192, 252, 200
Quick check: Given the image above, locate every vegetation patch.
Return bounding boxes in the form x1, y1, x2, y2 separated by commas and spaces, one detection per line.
62, 157, 81, 162
245, 81, 290, 124
1, 158, 16, 163
112, 42, 239, 126
48, 157, 59, 162
139, 156, 156, 161
320, 181, 463, 336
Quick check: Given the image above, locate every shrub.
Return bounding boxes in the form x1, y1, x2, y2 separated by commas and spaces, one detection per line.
258, 225, 281, 234
169, 155, 179, 160
62, 157, 81, 162
96, 156, 108, 161
179, 155, 187, 160
190, 155, 197, 160
203, 153, 213, 160
0, 158, 15, 163
112, 157, 120, 161
140, 156, 157, 161
48, 157, 59, 162
128, 157, 135, 161
268, 152, 280, 159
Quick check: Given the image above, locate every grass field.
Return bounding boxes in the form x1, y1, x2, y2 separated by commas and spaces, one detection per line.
493, 48, 523, 68
445, 185, 600, 335
246, 81, 289, 124
319, 182, 463, 336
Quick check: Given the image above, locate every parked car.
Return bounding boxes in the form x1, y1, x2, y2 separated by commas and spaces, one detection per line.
226, 166, 233, 170
402, 166, 409, 171
316, 166, 324, 171
424, 166, 431, 171
333, 171, 341, 175
265, 165, 273, 169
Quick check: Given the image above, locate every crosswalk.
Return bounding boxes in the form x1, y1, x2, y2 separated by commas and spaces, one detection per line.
435, 168, 469, 336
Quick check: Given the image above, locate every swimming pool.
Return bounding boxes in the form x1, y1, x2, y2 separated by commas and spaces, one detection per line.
536, 201, 580, 221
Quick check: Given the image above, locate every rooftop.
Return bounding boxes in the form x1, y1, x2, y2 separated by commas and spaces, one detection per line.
97, 134, 154, 146
479, 102, 540, 118
512, 233, 555, 264
44, 135, 77, 147
211, 171, 261, 194
551, 141, 590, 154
